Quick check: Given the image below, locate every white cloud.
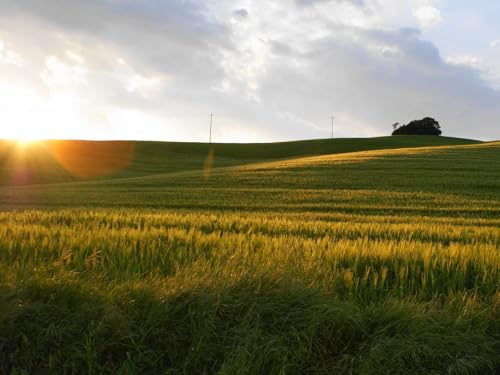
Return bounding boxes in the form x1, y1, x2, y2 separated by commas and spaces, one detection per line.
0, 0, 499, 142
490, 39, 500, 48
444, 55, 500, 90
0, 40, 23, 66
413, 5, 442, 29
445, 55, 482, 68
41, 56, 87, 88
65, 50, 85, 65
4, 50, 23, 65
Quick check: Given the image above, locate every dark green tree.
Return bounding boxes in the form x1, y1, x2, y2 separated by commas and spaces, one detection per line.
392, 117, 441, 136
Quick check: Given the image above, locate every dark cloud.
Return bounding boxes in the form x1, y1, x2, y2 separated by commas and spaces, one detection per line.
269, 40, 294, 56
0, 0, 232, 85
0, 0, 220, 36
295, 0, 365, 7
232, 8, 249, 19
254, 26, 500, 140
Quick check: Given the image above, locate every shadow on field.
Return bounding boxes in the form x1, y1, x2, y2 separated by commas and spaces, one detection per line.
1, 276, 498, 375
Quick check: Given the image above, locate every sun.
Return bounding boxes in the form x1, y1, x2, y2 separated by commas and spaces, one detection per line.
14, 136, 42, 147
0, 85, 47, 140
6, 130, 44, 149
0, 84, 74, 142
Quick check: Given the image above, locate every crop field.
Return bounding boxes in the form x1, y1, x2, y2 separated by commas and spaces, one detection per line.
0, 136, 499, 374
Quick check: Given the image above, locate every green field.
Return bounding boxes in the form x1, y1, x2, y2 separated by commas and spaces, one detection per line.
0, 136, 499, 374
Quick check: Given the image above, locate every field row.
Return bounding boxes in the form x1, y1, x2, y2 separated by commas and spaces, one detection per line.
2, 210, 498, 302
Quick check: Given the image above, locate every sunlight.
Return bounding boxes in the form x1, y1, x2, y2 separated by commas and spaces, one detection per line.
14, 138, 40, 148
0, 83, 89, 142
0, 85, 59, 141
0, 82, 178, 142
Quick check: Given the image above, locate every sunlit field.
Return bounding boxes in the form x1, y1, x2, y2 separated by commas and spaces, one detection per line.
0, 136, 498, 374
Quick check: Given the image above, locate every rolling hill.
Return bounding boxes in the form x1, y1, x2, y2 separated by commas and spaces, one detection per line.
1, 137, 497, 211
0, 135, 479, 186
0, 136, 498, 374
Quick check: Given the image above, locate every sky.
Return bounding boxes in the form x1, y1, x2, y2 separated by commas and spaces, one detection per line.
0, 0, 499, 142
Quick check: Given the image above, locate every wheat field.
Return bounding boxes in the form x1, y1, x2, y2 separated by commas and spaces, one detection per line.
0, 137, 498, 374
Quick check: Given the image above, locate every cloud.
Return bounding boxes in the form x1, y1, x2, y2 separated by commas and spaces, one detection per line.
413, 5, 442, 29
232, 8, 249, 19
445, 55, 482, 69
252, 25, 500, 140
490, 39, 500, 48
0, 0, 236, 140
269, 40, 294, 56
0, 0, 232, 77
295, 0, 364, 7
0, 0, 499, 142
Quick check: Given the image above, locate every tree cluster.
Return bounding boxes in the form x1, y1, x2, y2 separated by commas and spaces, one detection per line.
392, 117, 442, 136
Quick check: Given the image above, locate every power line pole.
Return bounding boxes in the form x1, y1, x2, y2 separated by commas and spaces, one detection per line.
209, 113, 214, 144
331, 115, 335, 138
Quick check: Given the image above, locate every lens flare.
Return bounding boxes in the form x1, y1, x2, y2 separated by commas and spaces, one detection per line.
49, 140, 136, 178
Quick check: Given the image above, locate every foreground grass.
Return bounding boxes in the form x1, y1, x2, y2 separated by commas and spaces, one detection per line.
0, 139, 499, 374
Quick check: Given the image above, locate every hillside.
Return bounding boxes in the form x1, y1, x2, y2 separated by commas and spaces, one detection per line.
0, 135, 479, 186
0, 138, 499, 374
1, 140, 498, 211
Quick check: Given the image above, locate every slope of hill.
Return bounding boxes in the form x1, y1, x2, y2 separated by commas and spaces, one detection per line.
0, 135, 480, 186
0, 138, 498, 374
2, 140, 498, 210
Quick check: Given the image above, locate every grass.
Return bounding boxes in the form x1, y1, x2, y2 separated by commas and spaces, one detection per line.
0, 136, 498, 374
0, 135, 479, 185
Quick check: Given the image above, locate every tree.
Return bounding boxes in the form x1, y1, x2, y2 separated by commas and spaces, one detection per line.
391, 117, 442, 136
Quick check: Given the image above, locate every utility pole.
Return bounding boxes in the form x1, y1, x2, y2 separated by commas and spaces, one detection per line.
331, 115, 335, 138
209, 113, 214, 144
